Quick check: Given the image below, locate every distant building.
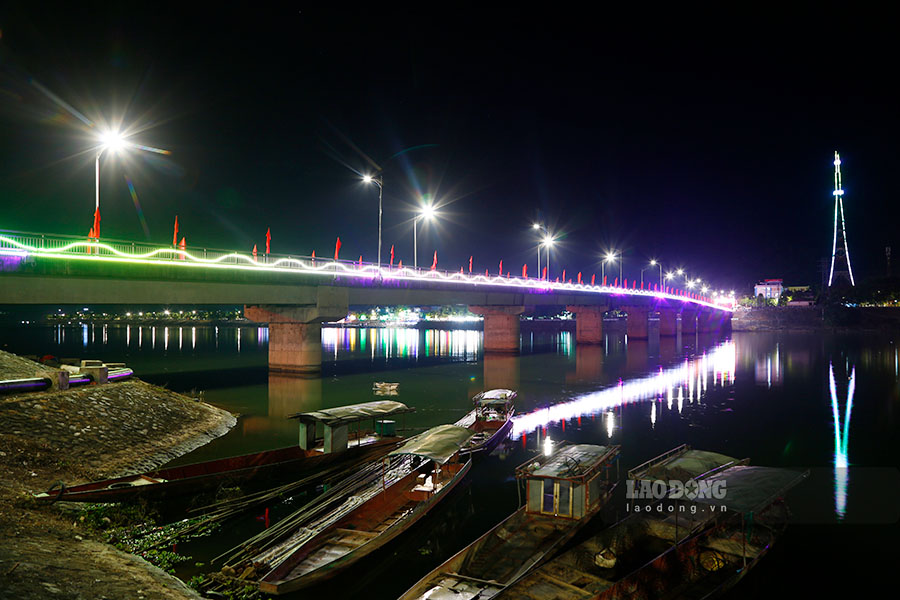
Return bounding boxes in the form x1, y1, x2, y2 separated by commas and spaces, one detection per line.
754, 279, 783, 300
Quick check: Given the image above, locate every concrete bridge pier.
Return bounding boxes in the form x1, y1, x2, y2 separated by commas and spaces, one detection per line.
680, 309, 699, 335
245, 288, 348, 374
567, 305, 608, 344
625, 307, 650, 339
658, 308, 680, 336
469, 305, 526, 353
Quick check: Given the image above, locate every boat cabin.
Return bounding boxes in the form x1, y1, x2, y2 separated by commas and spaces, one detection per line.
289, 400, 414, 454
471, 388, 516, 423
516, 444, 620, 520
386, 424, 474, 501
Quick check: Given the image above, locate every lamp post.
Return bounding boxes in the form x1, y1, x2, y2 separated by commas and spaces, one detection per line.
93, 130, 168, 237
414, 204, 437, 269
641, 259, 662, 287
542, 235, 554, 280
532, 223, 544, 279
362, 174, 384, 269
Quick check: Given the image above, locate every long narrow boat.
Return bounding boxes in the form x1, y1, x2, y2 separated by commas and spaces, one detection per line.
399, 443, 621, 600
627, 444, 749, 483
256, 424, 476, 595
497, 464, 808, 600
34, 400, 414, 504
454, 388, 516, 455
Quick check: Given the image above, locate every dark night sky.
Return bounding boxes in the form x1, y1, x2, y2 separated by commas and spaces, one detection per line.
0, 5, 896, 293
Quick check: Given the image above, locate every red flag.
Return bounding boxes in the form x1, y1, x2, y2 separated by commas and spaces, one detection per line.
577, 272, 582, 284
632, 280, 636, 289
334, 237, 341, 261
591, 274, 596, 285
359, 256, 363, 268
468, 256, 473, 273
485, 269, 489, 277
555, 277, 559, 283
507, 272, 510, 279
542, 266, 547, 280
562, 269, 566, 282
603, 275, 607, 286
624, 278, 628, 288
522, 264, 527, 278
252, 244, 258, 260
92, 208, 101, 240
398, 259, 403, 269
265, 228, 271, 254
390, 245, 394, 267
460, 267, 464, 273
614, 277, 618, 287
431, 251, 437, 270
87, 227, 94, 254
179, 237, 186, 260
311, 250, 316, 265
641, 281, 644, 289
499, 260, 503, 276
172, 215, 178, 247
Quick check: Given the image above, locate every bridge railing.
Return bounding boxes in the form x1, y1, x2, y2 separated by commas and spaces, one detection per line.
0, 228, 734, 310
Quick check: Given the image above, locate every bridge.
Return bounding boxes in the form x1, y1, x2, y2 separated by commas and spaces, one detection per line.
1, 230, 733, 373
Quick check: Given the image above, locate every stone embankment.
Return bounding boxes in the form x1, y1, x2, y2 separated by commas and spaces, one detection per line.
0, 349, 236, 599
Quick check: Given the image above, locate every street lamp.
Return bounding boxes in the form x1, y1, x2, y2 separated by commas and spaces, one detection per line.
533, 223, 552, 279
641, 259, 662, 287
414, 204, 437, 269
542, 235, 555, 280
362, 174, 384, 269
602, 251, 619, 283
93, 129, 168, 238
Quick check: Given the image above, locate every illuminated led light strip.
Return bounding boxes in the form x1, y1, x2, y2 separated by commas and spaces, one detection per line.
0, 234, 733, 311
511, 341, 736, 436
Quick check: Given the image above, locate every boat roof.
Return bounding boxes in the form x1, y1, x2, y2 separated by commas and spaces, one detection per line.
387, 424, 474, 464
472, 388, 517, 406
693, 465, 808, 513
288, 400, 413, 426
641, 449, 740, 481
526, 444, 618, 479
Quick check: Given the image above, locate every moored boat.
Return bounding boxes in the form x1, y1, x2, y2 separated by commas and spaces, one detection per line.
454, 388, 517, 455
399, 443, 621, 600
34, 400, 414, 504
498, 463, 808, 600
256, 424, 475, 594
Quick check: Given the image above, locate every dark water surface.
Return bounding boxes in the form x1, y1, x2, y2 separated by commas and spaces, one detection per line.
1, 323, 897, 597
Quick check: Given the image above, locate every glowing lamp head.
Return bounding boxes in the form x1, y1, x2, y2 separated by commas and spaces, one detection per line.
362, 174, 373, 184
676, 269, 684, 276
532, 223, 540, 230
665, 272, 674, 280
604, 252, 616, 263
650, 259, 657, 266
701, 286, 709, 293
99, 131, 126, 153
542, 235, 554, 247
420, 205, 436, 220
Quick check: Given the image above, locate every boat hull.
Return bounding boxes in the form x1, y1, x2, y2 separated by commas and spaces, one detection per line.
259, 457, 473, 595
36, 437, 400, 504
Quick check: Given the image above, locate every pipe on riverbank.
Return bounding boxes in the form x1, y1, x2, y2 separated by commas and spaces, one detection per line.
0, 377, 52, 394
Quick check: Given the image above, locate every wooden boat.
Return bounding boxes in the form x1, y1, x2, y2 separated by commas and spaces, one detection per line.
498, 464, 808, 600
627, 444, 748, 484
373, 381, 399, 392
255, 424, 475, 594
453, 388, 517, 455
398, 443, 621, 600
34, 400, 414, 504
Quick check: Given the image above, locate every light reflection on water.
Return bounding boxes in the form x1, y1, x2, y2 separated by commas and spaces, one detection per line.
829, 361, 855, 520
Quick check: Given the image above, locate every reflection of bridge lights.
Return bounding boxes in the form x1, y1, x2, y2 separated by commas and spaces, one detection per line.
0, 234, 732, 312
605, 411, 615, 438
512, 341, 736, 436
543, 435, 554, 456
829, 361, 855, 520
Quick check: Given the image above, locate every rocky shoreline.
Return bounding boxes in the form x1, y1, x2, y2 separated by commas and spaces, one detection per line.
0, 349, 236, 599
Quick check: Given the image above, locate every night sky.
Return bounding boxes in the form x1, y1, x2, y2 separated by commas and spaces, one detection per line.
0, 6, 896, 293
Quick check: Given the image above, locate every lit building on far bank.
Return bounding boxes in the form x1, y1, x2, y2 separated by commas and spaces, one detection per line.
754, 279, 784, 300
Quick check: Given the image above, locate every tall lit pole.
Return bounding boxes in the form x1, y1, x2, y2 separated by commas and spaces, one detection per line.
602, 252, 617, 282
543, 235, 554, 280
641, 259, 661, 287
414, 204, 437, 269
532, 223, 543, 278
363, 175, 384, 269
93, 129, 168, 237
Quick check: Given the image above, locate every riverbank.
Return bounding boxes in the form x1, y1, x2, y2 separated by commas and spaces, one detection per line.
732, 305, 900, 331
0, 349, 236, 599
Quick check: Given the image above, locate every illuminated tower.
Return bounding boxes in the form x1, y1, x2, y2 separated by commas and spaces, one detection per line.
828, 151, 855, 287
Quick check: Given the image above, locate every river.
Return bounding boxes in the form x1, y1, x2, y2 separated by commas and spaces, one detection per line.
0, 322, 896, 598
